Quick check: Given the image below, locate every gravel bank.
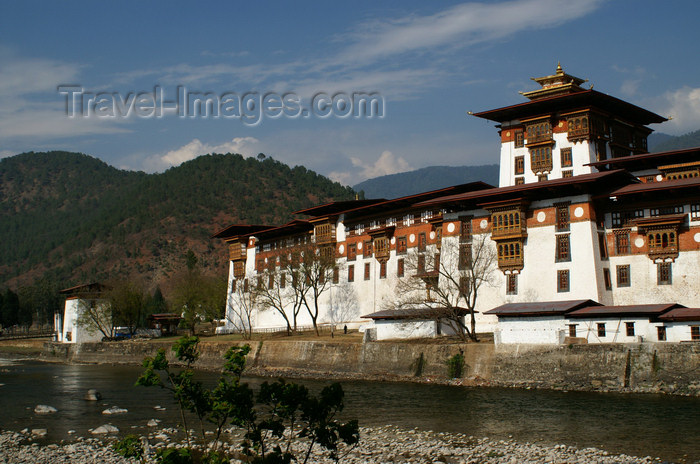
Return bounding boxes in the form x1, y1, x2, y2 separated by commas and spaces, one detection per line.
0, 425, 665, 464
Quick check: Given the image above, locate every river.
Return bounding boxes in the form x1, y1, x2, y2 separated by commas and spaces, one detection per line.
0, 358, 698, 462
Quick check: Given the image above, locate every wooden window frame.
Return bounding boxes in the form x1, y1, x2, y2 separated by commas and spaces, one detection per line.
348, 264, 354, 282
557, 269, 570, 293
379, 261, 387, 279
657, 262, 672, 285
560, 147, 573, 167
555, 203, 570, 231
396, 236, 407, 254
555, 234, 571, 262
691, 326, 700, 341
397, 258, 404, 277
614, 230, 631, 255
347, 243, 357, 261
657, 326, 667, 341
514, 130, 524, 148
363, 240, 373, 258
506, 274, 517, 295
598, 232, 609, 260
691, 204, 700, 220
418, 232, 427, 252
625, 322, 635, 337
458, 243, 472, 270
616, 265, 631, 287
603, 268, 612, 290
417, 254, 426, 274
459, 216, 472, 243
364, 262, 371, 280
515, 155, 525, 175
597, 323, 606, 338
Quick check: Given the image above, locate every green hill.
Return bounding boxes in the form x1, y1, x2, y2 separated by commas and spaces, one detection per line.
354, 165, 499, 199
649, 129, 700, 152
0, 151, 355, 290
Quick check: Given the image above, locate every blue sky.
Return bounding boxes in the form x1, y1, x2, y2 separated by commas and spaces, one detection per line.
2, 0, 700, 185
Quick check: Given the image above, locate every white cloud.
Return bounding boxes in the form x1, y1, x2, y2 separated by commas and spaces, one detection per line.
656, 86, 700, 135
336, 0, 603, 64
145, 136, 261, 171
353, 150, 412, 179
0, 49, 130, 141
109, 0, 603, 101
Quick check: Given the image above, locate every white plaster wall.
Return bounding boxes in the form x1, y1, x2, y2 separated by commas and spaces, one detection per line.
498, 133, 597, 187
608, 251, 700, 307
61, 299, 105, 344
665, 322, 700, 342
567, 317, 657, 344
495, 316, 566, 344
375, 319, 435, 340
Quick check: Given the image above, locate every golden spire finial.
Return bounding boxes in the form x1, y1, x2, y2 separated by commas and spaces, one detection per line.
556, 62, 563, 74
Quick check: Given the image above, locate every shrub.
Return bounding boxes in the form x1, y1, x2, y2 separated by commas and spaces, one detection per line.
137, 336, 359, 463
446, 352, 465, 378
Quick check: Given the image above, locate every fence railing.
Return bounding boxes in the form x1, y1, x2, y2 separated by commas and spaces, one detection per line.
0, 328, 55, 340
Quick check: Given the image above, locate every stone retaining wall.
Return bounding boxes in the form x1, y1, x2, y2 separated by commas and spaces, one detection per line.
42, 339, 700, 395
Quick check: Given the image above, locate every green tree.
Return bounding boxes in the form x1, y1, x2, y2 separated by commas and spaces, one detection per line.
1, 289, 19, 327
143, 286, 168, 324
136, 336, 359, 464
172, 251, 227, 335
108, 280, 147, 335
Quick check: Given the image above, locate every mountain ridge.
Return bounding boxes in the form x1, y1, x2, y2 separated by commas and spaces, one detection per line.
0, 151, 355, 291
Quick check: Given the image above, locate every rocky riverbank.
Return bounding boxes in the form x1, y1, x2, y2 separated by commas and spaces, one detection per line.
0, 426, 666, 464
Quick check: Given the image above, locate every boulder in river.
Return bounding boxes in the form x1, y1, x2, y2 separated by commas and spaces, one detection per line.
84, 389, 102, 401
91, 424, 119, 434
102, 406, 128, 415
34, 405, 57, 414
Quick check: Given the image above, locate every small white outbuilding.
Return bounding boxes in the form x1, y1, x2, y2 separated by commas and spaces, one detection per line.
55, 283, 110, 343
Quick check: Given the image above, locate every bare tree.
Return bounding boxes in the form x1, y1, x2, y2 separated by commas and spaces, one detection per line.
255, 270, 295, 336
76, 298, 113, 340
389, 233, 496, 341
227, 277, 259, 339
299, 245, 336, 335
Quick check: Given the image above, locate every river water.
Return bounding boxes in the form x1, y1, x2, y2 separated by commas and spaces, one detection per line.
0, 358, 698, 462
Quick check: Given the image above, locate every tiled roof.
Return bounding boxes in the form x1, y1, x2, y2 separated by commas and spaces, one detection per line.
658, 307, 700, 322
567, 304, 683, 318
416, 170, 634, 208
473, 89, 666, 125
484, 300, 599, 317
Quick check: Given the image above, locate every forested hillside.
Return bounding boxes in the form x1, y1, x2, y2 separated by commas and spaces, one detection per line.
354, 164, 499, 199
0, 151, 355, 292
649, 128, 700, 152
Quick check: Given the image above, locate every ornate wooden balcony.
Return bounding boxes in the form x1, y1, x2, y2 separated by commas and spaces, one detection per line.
314, 223, 335, 245
229, 242, 245, 261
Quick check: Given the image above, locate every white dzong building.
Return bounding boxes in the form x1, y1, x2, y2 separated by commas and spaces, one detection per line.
215, 66, 700, 343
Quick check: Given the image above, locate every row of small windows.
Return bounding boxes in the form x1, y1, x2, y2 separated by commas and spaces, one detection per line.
611, 205, 692, 228
348, 211, 443, 235
606, 263, 672, 288
507, 262, 674, 295
574, 323, 700, 342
